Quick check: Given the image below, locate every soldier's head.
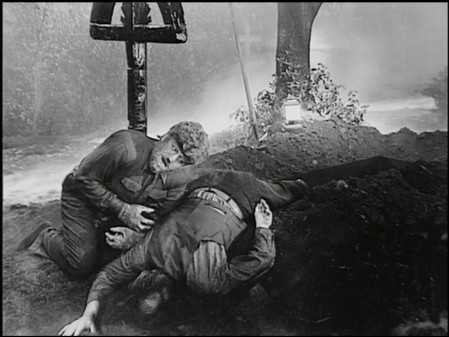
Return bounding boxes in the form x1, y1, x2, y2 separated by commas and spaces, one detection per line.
149, 121, 209, 173
129, 270, 174, 316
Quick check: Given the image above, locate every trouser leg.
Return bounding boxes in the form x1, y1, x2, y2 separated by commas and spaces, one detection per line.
41, 190, 99, 276
96, 225, 122, 267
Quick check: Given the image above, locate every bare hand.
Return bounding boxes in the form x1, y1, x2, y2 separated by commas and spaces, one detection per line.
254, 199, 272, 229
106, 227, 145, 251
58, 315, 97, 336
118, 204, 155, 232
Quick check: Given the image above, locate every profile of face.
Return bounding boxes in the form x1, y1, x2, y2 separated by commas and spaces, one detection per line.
149, 135, 187, 173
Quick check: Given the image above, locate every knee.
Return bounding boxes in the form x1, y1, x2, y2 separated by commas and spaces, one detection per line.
65, 246, 98, 276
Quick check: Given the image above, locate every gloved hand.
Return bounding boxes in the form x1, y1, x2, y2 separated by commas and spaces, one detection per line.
105, 227, 146, 251
254, 199, 273, 229
118, 203, 155, 232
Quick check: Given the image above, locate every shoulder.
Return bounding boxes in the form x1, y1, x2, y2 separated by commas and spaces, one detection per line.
163, 166, 192, 188
108, 129, 149, 142
107, 130, 156, 150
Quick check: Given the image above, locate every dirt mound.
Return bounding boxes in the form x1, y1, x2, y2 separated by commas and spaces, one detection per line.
270, 161, 447, 334
3, 120, 447, 336
205, 119, 447, 176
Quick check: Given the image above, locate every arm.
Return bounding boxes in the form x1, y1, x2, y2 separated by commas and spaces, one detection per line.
58, 233, 152, 336
185, 168, 309, 218
252, 178, 309, 211
73, 131, 134, 215
155, 168, 192, 216
75, 131, 155, 231
216, 226, 275, 295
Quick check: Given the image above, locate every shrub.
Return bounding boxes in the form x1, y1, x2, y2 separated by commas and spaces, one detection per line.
282, 62, 368, 125
230, 63, 369, 141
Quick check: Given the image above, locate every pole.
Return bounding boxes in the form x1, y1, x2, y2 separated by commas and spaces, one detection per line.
123, 2, 149, 133
228, 3, 260, 141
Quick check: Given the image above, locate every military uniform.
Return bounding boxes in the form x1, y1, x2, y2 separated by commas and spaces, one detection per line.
42, 130, 191, 276
86, 168, 309, 301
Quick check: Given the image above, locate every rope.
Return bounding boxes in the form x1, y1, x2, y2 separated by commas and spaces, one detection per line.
228, 3, 260, 142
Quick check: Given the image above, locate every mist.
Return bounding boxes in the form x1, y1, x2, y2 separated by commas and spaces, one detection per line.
2, 2, 447, 138
148, 2, 447, 135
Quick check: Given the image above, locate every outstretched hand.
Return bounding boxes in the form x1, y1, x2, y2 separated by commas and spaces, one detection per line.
254, 199, 273, 229
58, 315, 97, 336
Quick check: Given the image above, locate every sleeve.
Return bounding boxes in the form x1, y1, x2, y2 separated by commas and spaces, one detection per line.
233, 172, 310, 218
254, 178, 310, 211
155, 169, 191, 216
74, 131, 135, 215
86, 231, 152, 304
186, 227, 275, 296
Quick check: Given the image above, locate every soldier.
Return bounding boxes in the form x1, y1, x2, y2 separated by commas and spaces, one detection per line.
18, 121, 209, 277
58, 168, 310, 336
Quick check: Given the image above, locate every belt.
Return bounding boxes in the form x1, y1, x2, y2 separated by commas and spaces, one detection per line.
190, 187, 243, 220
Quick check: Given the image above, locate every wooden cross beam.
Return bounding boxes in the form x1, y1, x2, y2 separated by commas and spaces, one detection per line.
89, 2, 187, 133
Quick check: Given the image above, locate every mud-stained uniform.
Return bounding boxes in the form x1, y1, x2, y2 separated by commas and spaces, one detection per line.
41, 130, 190, 276
85, 169, 310, 301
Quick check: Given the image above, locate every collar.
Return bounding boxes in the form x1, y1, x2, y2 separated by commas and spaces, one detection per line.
159, 172, 168, 185
144, 165, 168, 185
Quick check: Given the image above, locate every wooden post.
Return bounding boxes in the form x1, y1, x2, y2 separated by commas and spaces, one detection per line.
122, 2, 149, 132
89, 2, 187, 133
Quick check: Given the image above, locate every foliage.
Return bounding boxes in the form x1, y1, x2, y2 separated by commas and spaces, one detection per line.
231, 62, 369, 140
281, 61, 368, 125
231, 88, 275, 129
420, 67, 448, 114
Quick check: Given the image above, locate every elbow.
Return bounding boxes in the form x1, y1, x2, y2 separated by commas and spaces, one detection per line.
257, 247, 276, 270
73, 173, 88, 190
262, 252, 276, 270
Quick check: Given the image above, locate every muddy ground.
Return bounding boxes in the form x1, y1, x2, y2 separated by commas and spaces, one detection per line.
2, 119, 448, 336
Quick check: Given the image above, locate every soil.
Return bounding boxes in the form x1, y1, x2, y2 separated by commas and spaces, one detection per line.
2, 119, 448, 336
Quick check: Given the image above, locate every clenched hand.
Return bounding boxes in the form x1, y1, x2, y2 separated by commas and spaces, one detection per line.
105, 227, 145, 251
118, 204, 155, 232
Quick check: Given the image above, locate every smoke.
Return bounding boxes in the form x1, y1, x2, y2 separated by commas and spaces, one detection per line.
3, 3, 446, 138
147, 3, 447, 135
146, 58, 276, 137
141, 2, 277, 137
312, 3, 448, 102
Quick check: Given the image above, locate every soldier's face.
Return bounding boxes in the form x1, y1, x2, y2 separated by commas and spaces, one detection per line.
149, 135, 187, 173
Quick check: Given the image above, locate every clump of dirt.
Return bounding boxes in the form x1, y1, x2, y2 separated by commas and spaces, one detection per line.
205, 118, 447, 176
3, 119, 447, 336
269, 161, 447, 334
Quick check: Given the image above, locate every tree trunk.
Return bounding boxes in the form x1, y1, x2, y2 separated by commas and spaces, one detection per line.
275, 2, 322, 107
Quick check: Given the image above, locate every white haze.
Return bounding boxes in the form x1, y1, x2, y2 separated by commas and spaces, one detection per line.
147, 2, 447, 136
2, 3, 447, 206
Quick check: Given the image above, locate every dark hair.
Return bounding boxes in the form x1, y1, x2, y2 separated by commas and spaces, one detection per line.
165, 121, 209, 165
129, 270, 174, 295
